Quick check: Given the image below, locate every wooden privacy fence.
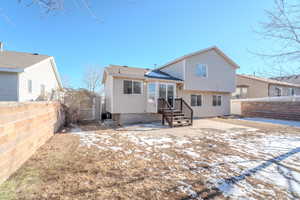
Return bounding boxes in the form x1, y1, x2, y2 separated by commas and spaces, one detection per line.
0, 102, 64, 184
231, 97, 300, 121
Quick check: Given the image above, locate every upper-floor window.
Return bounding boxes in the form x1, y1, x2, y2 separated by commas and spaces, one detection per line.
212, 95, 221, 106
275, 87, 282, 96
123, 80, 142, 94
196, 64, 207, 77
28, 80, 32, 93
191, 95, 202, 107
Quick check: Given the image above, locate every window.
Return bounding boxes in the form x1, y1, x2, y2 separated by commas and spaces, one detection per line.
232, 87, 248, 99
159, 84, 167, 99
28, 80, 32, 93
191, 95, 202, 106
123, 80, 142, 94
275, 87, 282, 96
40, 84, 46, 97
212, 95, 221, 106
148, 83, 156, 103
133, 81, 142, 94
288, 88, 295, 96
196, 64, 207, 77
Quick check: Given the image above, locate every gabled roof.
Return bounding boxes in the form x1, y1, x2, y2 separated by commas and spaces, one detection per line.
102, 65, 183, 83
0, 50, 62, 89
0, 51, 50, 70
158, 46, 240, 70
144, 70, 182, 81
238, 74, 300, 88
272, 74, 300, 81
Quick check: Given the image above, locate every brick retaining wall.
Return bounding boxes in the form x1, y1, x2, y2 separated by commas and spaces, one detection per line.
241, 101, 300, 121
0, 102, 64, 184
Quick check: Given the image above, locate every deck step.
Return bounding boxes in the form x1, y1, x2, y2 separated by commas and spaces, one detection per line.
173, 119, 190, 124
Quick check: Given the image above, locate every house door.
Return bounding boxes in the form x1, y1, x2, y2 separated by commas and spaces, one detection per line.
147, 82, 176, 112
159, 83, 175, 107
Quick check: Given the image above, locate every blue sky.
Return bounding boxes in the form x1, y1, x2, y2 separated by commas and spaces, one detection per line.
0, 0, 274, 88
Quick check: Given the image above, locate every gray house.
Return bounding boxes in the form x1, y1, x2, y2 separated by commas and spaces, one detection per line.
102, 46, 239, 126
272, 75, 300, 85
0, 45, 62, 101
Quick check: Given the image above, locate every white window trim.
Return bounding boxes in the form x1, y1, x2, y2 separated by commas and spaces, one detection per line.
196, 64, 208, 78
275, 87, 282, 96
148, 82, 176, 111
191, 94, 202, 107
213, 95, 222, 107
28, 80, 32, 94
123, 80, 143, 95
289, 88, 295, 96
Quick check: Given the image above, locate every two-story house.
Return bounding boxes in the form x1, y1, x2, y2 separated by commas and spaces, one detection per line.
102, 46, 239, 126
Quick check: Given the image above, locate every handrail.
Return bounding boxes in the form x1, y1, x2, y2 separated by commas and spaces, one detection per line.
181, 98, 193, 125
157, 98, 174, 127
175, 98, 193, 125
158, 98, 193, 127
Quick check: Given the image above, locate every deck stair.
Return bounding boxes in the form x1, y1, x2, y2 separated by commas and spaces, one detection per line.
158, 98, 193, 128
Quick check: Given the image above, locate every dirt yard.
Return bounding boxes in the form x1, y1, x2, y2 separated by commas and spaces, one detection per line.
1, 118, 300, 200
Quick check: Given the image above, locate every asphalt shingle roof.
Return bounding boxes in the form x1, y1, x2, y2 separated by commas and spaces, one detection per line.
144, 70, 182, 81
0, 51, 50, 69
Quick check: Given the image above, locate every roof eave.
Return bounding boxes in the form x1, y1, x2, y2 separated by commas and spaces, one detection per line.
157, 46, 240, 70
0, 68, 24, 73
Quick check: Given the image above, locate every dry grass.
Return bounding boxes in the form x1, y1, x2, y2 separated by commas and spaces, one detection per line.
1, 119, 300, 200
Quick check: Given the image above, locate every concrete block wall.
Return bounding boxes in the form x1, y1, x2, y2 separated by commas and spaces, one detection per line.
0, 102, 64, 184
241, 101, 300, 121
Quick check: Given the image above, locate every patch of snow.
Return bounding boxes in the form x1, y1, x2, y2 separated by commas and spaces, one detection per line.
183, 148, 200, 158
110, 146, 122, 151
239, 117, 300, 128
119, 122, 168, 131
177, 181, 198, 198
176, 139, 192, 146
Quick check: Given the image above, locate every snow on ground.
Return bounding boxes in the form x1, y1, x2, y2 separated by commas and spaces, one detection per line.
239, 117, 300, 128
70, 122, 300, 199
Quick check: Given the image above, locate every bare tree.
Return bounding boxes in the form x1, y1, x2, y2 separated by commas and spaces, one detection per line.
82, 66, 103, 93
254, 0, 300, 76
17, 0, 64, 13
16, 0, 100, 21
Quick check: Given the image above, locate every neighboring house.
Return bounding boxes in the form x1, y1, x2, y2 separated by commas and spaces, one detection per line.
102, 46, 239, 125
232, 74, 300, 99
272, 74, 300, 85
0, 45, 63, 101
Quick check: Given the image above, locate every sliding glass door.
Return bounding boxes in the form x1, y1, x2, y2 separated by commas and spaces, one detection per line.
147, 82, 176, 112
159, 83, 175, 107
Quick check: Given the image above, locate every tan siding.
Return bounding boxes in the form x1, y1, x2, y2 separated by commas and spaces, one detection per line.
236, 75, 300, 98
161, 60, 184, 80
112, 78, 147, 114
177, 89, 231, 118
236, 76, 269, 98
184, 50, 236, 92
104, 75, 113, 113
